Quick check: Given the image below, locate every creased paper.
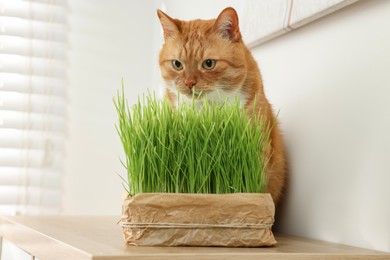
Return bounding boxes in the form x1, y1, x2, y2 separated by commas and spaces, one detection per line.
120, 193, 276, 247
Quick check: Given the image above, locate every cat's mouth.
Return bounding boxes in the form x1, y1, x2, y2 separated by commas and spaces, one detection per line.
180, 87, 204, 98
175, 84, 211, 99
191, 89, 203, 97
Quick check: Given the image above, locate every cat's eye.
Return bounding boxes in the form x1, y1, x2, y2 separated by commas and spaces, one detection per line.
202, 59, 216, 70
172, 60, 183, 70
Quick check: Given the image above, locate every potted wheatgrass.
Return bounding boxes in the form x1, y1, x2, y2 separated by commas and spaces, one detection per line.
114, 85, 276, 247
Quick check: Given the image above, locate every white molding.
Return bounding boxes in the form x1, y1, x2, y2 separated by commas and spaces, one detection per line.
238, 0, 359, 48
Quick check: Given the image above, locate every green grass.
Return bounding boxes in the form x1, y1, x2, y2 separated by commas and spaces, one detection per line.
114, 83, 272, 196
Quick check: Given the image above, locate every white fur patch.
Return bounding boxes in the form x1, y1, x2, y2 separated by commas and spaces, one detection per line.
177, 88, 247, 109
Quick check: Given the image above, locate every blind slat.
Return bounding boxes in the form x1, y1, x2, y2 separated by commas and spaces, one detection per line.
0, 187, 61, 206
0, 54, 66, 77
0, 17, 66, 42
0, 111, 66, 132
0, 148, 63, 169
29, 0, 67, 7
0, 167, 61, 187
0, 35, 66, 59
0, 73, 66, 96
0, 1, 67, 24
0, 91, 66, 115
0, 129, 64, 150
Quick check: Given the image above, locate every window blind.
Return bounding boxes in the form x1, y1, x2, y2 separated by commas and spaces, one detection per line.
0, 0, 67, 215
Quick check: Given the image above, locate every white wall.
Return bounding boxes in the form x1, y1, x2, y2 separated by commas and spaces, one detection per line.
252, 0, 390, 252
63, 0, 155, 215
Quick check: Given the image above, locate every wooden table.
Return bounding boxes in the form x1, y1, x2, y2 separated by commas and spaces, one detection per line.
0, 216, 388, 260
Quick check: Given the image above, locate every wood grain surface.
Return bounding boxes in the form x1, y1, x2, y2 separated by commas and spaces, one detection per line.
0, 216, 388, 260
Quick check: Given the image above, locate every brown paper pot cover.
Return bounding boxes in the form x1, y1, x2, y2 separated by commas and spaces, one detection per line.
120, 193, 276, 247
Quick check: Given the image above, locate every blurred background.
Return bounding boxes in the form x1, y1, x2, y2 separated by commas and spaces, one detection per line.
1, 0, 389, 253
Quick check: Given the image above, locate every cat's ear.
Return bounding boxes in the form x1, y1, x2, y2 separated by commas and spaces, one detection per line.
214, 7, 241, 42
157, 9, 180, 41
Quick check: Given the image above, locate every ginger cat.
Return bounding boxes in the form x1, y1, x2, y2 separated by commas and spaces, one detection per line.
157, 7, 286, 204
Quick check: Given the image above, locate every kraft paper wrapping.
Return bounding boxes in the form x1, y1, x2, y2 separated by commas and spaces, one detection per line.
120, 193, 276, 247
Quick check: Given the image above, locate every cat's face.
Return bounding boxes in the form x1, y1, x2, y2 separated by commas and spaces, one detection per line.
158, 8, 247, 103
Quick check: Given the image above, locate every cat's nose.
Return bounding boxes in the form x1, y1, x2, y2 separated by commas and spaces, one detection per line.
184, 79, 196, 90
